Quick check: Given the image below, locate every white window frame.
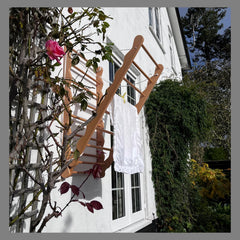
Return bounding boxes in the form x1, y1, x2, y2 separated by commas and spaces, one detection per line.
148, 7, 165, 53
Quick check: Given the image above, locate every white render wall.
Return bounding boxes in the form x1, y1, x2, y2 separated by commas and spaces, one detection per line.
43, 7, 183, 233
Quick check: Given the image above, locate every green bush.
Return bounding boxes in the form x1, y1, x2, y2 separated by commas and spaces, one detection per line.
189, 159, 230, 232
145, 79, 210, 232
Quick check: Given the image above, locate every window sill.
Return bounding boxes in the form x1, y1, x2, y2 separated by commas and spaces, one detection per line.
149, 26, 166, 54
116, 218, 152, 233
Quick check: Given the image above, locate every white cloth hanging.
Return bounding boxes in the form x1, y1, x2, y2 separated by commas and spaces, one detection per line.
108, 94, 144, 174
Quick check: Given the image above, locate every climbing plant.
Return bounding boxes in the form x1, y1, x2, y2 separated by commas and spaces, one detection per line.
145, 79, 210, 232
9, 7, 113, 232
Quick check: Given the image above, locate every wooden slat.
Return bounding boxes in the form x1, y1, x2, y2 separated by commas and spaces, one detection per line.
77, 160, 105, 165
88, 103, 110, 115
71, 114, 103, 129
83, 153, 98, 158
73, 65, 100, 85
141, 44, 159, 68
123, 77, 145, 96
75, 134, 97, 142
96, 127, 114, 135
86, 144, 112, 151
132, 60, 153, 83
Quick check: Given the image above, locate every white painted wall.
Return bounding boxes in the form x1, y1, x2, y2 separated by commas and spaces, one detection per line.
42, 7, 184, 233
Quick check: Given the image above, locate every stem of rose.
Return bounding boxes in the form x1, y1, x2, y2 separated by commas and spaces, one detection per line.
58, 170, 92, 215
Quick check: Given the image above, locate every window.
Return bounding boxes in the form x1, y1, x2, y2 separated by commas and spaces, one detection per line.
131, 173, 141, 213
155, 8, 161, 40
126, 73, 142, 214
112, 165, 125, 220
109, 60, 142, 222
110, 60, 125, 220
109, 61, 121, 95
149, 7, 153, 27
126, 74, 136, 105
148, 7, 164, 51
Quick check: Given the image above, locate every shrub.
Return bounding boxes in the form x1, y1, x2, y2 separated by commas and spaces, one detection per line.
145, 79, 210, 232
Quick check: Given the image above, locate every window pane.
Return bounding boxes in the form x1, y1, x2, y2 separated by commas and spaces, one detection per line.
132, 188, 136, 213
109, 61, 114, 83
131, 173, 141, 213
112, 164, 116, 188
127, 75, 136, 105
112, 190, 117, 220
109, 61, 121, 94
149, 7, 153, 26
132, 187, 141, 213
131, 174, 135, 186
135, 173, 140, 186
114, 62, 121, 95
116, 172, 124, 188
135, 188, 141, 211
155, 8, 160, 39
131, 173, 140, 187
118, 189, 125, 218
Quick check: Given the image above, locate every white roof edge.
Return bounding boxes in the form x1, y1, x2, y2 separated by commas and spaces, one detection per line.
167, 7, 191, 70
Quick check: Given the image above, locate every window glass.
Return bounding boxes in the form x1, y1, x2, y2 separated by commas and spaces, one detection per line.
131, 173, 141, 213
149, 7, 163, 46
126, 74, 136, 105
149, 7, 153, 26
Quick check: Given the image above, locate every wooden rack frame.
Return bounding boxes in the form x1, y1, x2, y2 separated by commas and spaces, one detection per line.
61, 35, 163, 179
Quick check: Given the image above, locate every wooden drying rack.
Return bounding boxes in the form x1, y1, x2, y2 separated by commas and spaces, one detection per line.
61, 35, 163, 179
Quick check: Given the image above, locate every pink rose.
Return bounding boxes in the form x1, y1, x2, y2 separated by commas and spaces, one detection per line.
45, 40, 65, 64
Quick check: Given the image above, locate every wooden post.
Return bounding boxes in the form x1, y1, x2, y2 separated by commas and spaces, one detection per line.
95, 67, 105, 167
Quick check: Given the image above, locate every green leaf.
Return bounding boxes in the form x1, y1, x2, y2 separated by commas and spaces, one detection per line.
72, 92, 85, 103
81, 45, 86, 51
95, 49, 102, 55
71, 56, 80, 66
81, 99, 88, 111
86, 59, 92, 68
93, 20, 99, 27
99, 11, 106, 21
77, 81, 85, 88
103, 21, 110, 28
59, 85, 66, 97
53, 62, 61, 67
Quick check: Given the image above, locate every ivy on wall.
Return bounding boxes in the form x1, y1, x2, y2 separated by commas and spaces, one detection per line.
145, 79, 210, 232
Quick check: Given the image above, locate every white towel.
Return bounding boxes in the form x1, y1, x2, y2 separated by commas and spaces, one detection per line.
108, 94, 144, 174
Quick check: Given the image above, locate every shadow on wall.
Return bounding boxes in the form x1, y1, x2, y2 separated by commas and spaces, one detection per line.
62, 213, 73, 232
71, 174, 103, 201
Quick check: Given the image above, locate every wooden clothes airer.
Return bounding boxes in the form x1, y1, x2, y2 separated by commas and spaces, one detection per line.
61, 35, 163, 179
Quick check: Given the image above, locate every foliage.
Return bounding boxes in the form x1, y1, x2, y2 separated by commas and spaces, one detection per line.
145, 79, 210, 232
181, 8, 229, 63
189, 159, 230, 201
204, 147, 229, 161
183, 61, 231, 161
181, 8, 231, 162
9, 7, 113, 232
188, 159, 230, 232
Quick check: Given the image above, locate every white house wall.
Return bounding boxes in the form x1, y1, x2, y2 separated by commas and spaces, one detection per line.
42, 7, 184, 233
